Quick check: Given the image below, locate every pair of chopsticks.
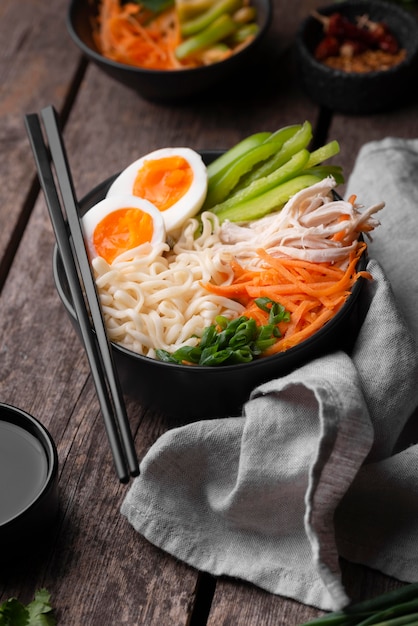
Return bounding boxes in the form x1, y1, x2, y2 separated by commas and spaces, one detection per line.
25, 105, 139, 483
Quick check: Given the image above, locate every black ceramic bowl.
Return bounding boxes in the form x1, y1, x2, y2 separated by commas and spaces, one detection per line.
0, 403, 59, 558
52, 152, 367, 421
67, 0, 272, 102
295, 0, 418, 114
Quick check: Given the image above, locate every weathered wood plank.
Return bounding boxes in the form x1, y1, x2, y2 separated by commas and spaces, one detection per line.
0, 192, 201, 624
206, 563, 403, 626
0, 0, 82, 286
1, 0, 416, 622
330, 95, 418, 197
0, 0, 334, 623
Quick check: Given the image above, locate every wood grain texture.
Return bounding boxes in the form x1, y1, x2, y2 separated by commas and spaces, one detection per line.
0, 0, 82, 286
1, 0, 417, 623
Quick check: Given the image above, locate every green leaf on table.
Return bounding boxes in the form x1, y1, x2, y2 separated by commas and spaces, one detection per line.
0, 590, 56, 626
0, 598, 29, 626
26, 589, 56, 626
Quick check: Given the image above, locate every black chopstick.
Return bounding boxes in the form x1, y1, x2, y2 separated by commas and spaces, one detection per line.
25, 109, 139, 483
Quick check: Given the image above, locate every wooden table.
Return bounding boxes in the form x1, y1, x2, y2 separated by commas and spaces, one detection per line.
1, 0, 418, 623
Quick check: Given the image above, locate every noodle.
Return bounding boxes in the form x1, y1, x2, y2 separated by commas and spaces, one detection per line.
92, 215, 242, 357
91, 179, 383, 359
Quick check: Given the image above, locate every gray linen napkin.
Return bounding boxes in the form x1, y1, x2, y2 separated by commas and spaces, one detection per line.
121, 138, 418, 611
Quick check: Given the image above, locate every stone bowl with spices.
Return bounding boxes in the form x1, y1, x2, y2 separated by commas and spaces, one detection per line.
295, 0, 418, 114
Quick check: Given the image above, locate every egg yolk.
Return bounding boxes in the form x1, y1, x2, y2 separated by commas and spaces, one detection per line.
93, 207, 154, 264
133, 156, 193, 212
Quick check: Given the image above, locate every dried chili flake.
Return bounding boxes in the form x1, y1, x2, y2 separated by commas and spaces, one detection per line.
312, 10, 406, 73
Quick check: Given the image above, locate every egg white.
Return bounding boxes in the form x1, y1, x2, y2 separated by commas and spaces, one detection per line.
82, 195, 166, 261
106, 147, 208, 234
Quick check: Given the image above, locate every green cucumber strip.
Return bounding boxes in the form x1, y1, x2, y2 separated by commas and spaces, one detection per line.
305, 140, 340, 168
207, 132, 271, 183
180, 0, 242, 37
300, 165, 344, 185
233, 5, 257, 23
175, 14, 237, 60
176, 0, 219, 22
231, 22, 259, 43
208, 148, 310, 213
213, 173, 322, 223
234, 120, 313, 190
204, 135, 297, 209
264, 122, 303, 145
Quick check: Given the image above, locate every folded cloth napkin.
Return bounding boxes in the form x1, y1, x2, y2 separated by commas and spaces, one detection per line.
121, 138, 418, 611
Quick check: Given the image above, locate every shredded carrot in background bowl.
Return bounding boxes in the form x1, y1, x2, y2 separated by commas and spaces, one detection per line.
94, 0, 188, 69
93, 0, 257, 70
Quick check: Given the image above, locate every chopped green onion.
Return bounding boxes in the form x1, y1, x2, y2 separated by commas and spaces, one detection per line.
156, 299, 290, 366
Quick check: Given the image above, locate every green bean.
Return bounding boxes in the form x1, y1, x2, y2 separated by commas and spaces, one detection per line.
208, 148, 310, 214
175, 14, 237, 60
212, 173, 322, 223
180, 0, 242, 37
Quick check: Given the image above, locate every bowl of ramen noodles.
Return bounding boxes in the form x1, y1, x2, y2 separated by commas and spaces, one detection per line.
52, 129, 385, 420
67, 0, 272, 101
295, 0, 418, 114
0, 403, 59, 559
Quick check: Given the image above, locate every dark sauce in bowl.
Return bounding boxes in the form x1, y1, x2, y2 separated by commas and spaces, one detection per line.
0, 421, 48, 525
0, 403, 59, 559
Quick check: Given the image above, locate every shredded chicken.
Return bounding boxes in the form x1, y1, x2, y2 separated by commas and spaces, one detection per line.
217, 177, 384, 267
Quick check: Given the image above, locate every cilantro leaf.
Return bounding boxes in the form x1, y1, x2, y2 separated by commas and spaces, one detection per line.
27, 590, 56, 626
0, 598, 29, 626
0, 590, 55, 626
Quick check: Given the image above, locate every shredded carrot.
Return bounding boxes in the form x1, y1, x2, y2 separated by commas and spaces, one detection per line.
94, 0, 191, 70
93, 0, 249, 70
203, 241, 371, 355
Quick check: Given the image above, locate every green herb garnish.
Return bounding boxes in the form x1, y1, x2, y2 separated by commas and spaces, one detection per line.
0, 589, 56, 626
299, 583, 418, 626
156, 297, 290, 366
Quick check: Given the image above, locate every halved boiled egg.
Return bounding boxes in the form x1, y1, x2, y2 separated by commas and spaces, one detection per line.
82, 195, 166, 264
106, 147, 207, 233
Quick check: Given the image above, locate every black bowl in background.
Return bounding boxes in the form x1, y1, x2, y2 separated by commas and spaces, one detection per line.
52, 152, 368, 421
0, 403, 59, 560
295, 0, 418, 114
67, 0, 272, 102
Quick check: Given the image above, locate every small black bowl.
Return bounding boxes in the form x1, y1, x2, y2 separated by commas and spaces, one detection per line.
67, 0, 272, 102
295, 0, 418, 114
0, 403, 59, 559
52, 151, 367, 421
